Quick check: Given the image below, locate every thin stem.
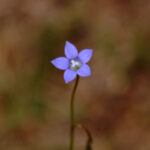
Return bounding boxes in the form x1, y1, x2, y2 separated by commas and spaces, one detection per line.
69, 75, 79, 150
74, 123, 93, 150
74, 123, 92, 143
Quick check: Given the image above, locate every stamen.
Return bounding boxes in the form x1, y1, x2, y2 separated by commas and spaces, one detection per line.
70, 58, 82, 71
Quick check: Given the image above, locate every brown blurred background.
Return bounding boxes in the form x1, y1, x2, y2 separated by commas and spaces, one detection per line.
0, 0, 150, 150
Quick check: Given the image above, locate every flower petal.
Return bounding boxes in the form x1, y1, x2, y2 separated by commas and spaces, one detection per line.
64, 69, 77, 83
77, 64, 91, 77
65, 41, 78, 59
78, 49, 93, 63
51, 57, 69, 70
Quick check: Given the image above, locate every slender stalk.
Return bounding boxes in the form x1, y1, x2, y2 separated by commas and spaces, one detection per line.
74, 123, 92, 150
74, 123, 92, 144
69, 75, 79, 150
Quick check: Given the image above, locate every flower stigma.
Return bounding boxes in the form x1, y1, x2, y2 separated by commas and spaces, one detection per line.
70, 58, 82, 71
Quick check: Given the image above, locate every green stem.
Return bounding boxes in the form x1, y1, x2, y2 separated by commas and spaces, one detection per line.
69, 75, 79, 150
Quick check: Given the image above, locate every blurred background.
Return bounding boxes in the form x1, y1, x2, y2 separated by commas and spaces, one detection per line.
0, 0, 150, 150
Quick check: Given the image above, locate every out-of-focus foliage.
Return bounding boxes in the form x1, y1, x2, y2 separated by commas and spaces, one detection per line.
0, 0, 150, 150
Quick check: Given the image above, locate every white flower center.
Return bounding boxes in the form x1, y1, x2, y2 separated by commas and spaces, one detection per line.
70, 58, 82, 71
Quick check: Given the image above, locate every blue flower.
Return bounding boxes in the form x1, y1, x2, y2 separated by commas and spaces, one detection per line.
51, 41, 93, 83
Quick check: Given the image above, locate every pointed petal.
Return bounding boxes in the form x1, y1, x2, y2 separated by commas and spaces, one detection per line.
64, 69, 77, 83
51, 57, 69, 70
65, 41, 78, 59
77, 64, 91, 77
78, 49, 93, 63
